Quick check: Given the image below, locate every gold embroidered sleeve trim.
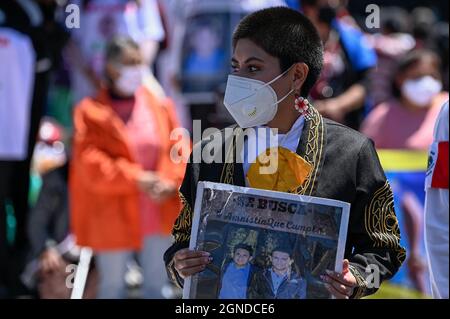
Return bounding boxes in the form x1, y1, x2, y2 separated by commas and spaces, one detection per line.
348, 264, 368, 299
364, 181, 406, 265
295, 107, 324, 196
173, 191, 193, 243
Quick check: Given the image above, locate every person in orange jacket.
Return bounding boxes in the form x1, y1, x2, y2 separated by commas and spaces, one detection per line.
70, 36, 190, 299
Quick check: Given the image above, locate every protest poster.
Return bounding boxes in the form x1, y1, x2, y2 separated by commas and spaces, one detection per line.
184, 182, 350, 299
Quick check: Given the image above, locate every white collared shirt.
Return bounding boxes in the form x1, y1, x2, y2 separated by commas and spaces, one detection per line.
0, 28, 35, 160
241, 116, 305, 186
424, 101, 449, 299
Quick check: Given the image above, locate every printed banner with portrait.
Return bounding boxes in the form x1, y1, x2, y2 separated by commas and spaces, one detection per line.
184, 182, 350, 299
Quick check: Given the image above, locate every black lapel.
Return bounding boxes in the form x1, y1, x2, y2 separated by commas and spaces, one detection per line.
234, 161, 246, 187
233, 130, 246, 187
295, 107, 327, 196
220, 126, 246, 187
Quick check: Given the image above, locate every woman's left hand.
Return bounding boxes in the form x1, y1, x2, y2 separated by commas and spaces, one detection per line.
321, 259, 357, 299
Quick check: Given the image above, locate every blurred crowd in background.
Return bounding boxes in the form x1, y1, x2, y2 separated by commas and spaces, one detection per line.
0, 0, 448, 299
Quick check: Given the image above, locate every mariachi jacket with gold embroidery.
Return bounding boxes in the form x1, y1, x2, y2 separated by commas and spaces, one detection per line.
164, 108, 406, 298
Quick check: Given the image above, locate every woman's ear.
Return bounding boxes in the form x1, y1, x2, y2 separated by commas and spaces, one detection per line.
292, 62, 309, 94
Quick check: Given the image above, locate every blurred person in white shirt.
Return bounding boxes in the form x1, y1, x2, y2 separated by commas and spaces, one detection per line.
424, 100, 449, 299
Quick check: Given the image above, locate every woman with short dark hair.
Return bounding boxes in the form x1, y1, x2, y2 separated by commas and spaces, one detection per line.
164, 7, 405, 299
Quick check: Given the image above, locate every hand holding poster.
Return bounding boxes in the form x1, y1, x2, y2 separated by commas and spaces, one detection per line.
184, 182, 350, 299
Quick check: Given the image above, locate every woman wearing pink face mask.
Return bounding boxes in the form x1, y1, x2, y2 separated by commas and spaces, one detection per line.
70, 37, 190, 299
361, 50, 448, 150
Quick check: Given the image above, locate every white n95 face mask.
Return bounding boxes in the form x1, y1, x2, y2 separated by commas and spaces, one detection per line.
401, 75, 442, 108
116, 65, 147, 96
223, 67, 293, 128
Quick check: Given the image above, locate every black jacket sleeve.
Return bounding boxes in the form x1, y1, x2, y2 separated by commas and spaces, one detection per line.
346, 139, 406, 298
27, 166, 69, 259
163, 146, 201, 288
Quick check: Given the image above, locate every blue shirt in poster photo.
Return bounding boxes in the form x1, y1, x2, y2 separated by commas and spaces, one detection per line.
219, 262, 251, 299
